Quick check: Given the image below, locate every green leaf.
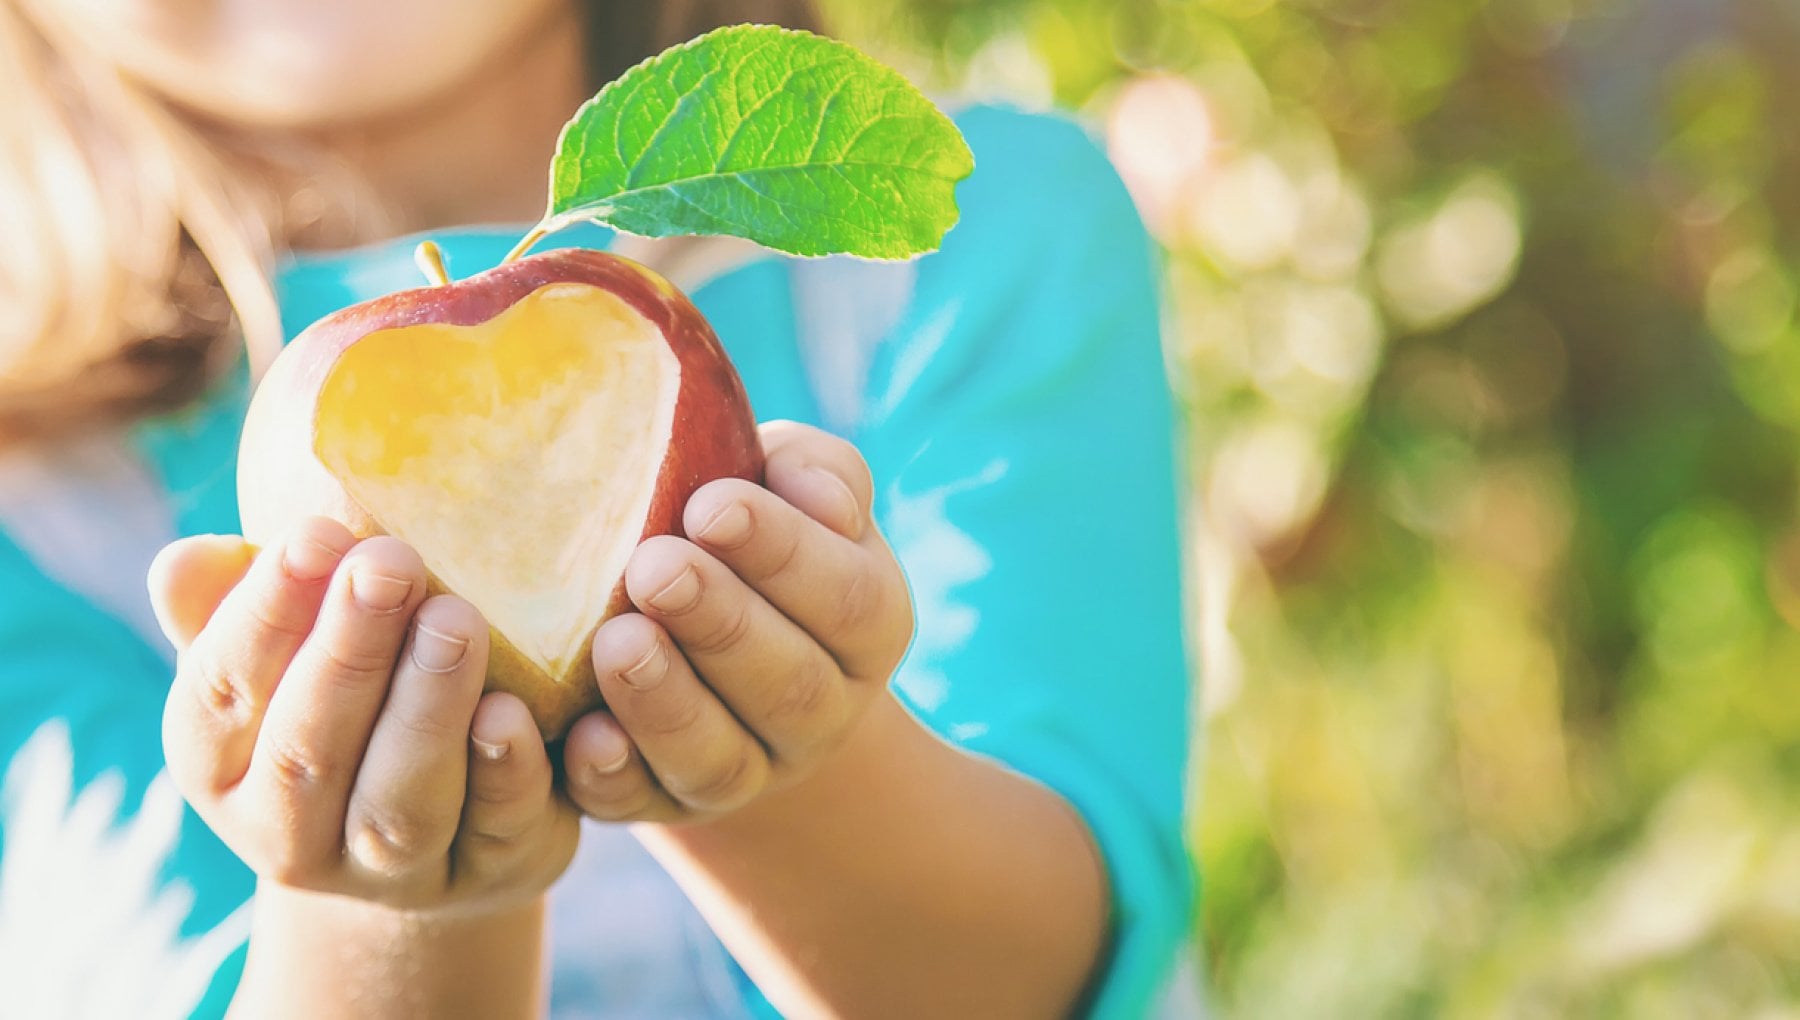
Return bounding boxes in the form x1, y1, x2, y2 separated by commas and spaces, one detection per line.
542, 25, 975, 260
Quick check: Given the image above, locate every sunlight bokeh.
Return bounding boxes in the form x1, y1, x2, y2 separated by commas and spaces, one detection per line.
825, 0, 1800, 1013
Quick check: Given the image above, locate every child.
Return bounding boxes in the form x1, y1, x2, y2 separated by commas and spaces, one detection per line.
0, 0, 1193, 1015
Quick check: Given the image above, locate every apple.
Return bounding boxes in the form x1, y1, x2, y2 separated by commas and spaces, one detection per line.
238, 248, 763, 737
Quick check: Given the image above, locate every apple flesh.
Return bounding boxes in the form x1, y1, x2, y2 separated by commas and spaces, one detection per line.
238, 249, 763, 737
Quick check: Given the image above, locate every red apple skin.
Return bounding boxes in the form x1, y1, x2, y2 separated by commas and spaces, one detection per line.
238, 248, 764, 737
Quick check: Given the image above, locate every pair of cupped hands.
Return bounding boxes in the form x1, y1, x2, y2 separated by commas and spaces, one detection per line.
150, 422, 914, 914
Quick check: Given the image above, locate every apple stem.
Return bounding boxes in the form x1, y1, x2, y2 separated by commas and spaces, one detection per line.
414, 241, 452, 287
503, 223, 550, 265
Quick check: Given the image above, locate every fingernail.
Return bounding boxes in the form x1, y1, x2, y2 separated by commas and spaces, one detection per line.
410, 623, 468, 673
592, 745, 632, 775
810, 467, 865, 540
644, 565, 701, 614
351, 570, 413, 612
617, 639, 666, 690
697, 501, 752, 548
473, 737, 510, 762
281, 535, 342, 582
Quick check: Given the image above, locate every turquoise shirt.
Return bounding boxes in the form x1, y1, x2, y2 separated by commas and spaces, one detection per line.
0, 105, 1193, 1017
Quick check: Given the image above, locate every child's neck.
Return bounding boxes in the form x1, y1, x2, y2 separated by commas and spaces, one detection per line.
310, 3, 589, 244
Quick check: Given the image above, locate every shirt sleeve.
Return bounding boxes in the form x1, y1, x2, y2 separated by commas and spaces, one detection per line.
851, 106, 1195, 1017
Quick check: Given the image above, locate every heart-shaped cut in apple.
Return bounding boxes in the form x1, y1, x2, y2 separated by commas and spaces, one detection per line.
239, 250, 763, 736
316, 282, 679, 685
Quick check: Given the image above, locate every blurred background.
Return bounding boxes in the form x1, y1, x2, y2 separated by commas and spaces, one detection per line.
820, 0, 1800, 1015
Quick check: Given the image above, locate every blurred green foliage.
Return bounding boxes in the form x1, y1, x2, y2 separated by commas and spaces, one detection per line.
823, 0, 1800, 1014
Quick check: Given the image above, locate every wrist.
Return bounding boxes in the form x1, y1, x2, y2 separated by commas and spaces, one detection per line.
236, 883, 549, 1019
252, 876, 549, 925
251, 866, 554, 924
650, 688, 934, 846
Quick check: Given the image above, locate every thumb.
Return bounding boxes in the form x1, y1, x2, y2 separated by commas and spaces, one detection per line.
147, 535, 257, 653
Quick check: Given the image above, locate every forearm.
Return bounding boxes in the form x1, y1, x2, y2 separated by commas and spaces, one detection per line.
230, 884, 548, 1020
641, 693, 1110, 1019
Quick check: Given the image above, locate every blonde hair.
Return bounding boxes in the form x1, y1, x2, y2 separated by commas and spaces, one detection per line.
0, 2, 289, 445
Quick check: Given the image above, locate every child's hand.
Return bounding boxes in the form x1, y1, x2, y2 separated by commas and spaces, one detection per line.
561, 422, 914, 823
152, 519, 578, 915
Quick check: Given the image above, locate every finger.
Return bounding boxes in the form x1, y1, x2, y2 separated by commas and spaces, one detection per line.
163, 518, 355, 805
236, 536, 425, 878
459, 693, 575, 886
756, 421, 874, 541
148, 535, 256, 653
590, 611, 770, 813
625, 535, 850, 762
683, 480, 907, 682
344, 595, 488, 881
461, 693, 553, 841
562, 711, 679, 823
